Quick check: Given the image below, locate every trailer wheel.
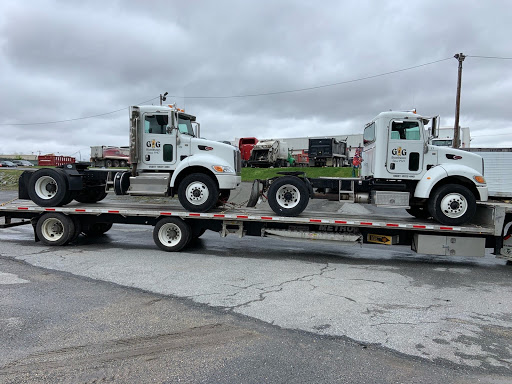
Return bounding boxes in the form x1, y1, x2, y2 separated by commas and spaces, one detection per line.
82, 222, 113, 237
268, 176, 309, 217
178, 173, 219, 212
406, 206, 432, 220
36, 213, 75, 246
69, 216, 82, 243
28, 169, 69, 207
120, 160, 127, 167
74, 187, 107, 203
428, 184, 476, 226
105, 159, 113, 168
153, 217, 191, 252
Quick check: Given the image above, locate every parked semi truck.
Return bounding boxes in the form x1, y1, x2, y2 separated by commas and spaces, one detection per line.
18, 104, 242, 212
308, 138, 347, 167
248, 111, 488, 226
90, 146, 130, 168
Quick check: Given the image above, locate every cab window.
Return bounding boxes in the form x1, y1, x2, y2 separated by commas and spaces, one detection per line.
363, 122, 375, 145
391, 121, 420, 140
144, 115, 168, 134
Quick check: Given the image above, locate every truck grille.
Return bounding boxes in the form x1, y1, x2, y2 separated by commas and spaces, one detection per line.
234, 150, 242, 175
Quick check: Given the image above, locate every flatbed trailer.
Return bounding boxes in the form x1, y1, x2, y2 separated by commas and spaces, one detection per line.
1, 198, 511, 262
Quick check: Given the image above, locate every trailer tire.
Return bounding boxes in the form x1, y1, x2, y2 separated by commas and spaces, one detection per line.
178, 173, 219, 212
105, 159, 113, 168
82, 222, 113, 237
153, 217, 191, 252
36, 213, 75, 246
428, 184, 476, 226
268, 176, 309, 217
74, 187, 107, 203
406, 206, 432, 220
69, 216, 82, 243
28, 169, 69, 207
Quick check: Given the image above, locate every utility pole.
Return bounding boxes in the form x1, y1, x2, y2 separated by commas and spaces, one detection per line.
159, 92, 168, 106
453, 53, 465, 148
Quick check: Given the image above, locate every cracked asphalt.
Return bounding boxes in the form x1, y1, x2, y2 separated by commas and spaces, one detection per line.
1, 189, 512, 381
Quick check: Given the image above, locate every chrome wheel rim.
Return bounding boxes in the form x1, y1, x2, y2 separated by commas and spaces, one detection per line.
185, 181, 209, 205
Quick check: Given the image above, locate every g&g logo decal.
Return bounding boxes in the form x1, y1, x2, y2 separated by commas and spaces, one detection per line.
392, 147, 407, 156
146, 140, 161, 148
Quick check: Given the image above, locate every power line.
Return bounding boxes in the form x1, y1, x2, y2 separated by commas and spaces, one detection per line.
0, 96, 159, 126
466, 55, 512, 60
169, 57, 453, 99
1, 58, 452, 126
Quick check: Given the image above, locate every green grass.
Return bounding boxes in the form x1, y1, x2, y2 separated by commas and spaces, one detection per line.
0, 170, 23, 191
241, 166, 354, 182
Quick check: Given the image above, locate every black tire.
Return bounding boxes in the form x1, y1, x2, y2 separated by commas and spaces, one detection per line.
74, 187, 108, 203
113, 160, 120, 167
216, 189, 231, 207
28, 169, 69, 207
69, 216, 82, 243
428, 184, 477, 226
268, 176, 309, 217
178, 173, 219, 212
82, 222, 113, 237
105, 159, 113, 168
153, 217, 191, 252
36, 213, 75, 246
120, 160, 127, 167
406, 206, 432, 220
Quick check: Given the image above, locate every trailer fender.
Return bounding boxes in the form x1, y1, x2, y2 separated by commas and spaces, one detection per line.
414, 164, 485, 199
170, 153, 234, 189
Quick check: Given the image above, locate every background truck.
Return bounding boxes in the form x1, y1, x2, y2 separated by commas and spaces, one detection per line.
38, 155, 76, 166
18, 104, 242, 213
462, 148, 512, 198
238, 137, 258, 167
431, 126, 471, 148
308, 138, 347, 167
248, 111, 488, 226
90, 146, 130, 168
248, 139, 290, 168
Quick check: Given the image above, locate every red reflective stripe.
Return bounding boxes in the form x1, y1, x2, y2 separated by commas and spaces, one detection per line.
360, 222, 372, 226
413, 225, 426, 228
45, 208, 55, 211
386, 223, 399, 227
75, 209, 86, 212
160, 212, 172, 216
237, 215, 248, 219
214, 214, 225, 218
440, 227, 453, 231
108, 210, 119, 213
189, 213, 201, 217
17, 207, 28, 210
261, 217, 273, 220
310, 219, 322, 223
335, 220, 347, 224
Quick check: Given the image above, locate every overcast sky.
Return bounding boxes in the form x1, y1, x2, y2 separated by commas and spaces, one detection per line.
1, 0, 511, 158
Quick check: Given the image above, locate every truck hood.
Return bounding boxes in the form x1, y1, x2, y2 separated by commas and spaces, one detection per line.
189, 137, 237, 168
432, 145, 484, 174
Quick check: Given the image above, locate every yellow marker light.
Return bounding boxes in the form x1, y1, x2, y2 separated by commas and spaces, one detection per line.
213, 166, 224, 172
474, 176, 486, 184
427, 177, 431, 180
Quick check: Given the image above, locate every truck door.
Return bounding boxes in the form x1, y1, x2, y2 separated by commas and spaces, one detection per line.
142, 113, 177, 167
386, 120, 424, 175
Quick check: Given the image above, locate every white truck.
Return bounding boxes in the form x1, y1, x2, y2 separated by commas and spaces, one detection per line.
431, 126, 471, 148
18, 104, 242, 212
249, 111, 488, 226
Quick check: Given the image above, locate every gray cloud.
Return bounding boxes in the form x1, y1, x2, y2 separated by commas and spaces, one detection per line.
1, 0, 511, 157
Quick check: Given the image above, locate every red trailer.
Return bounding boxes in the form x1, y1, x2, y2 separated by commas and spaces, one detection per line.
38, 155, 76, 166
239, 137, 258, 167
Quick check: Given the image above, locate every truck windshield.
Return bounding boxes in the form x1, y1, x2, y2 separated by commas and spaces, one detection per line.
178, 116, 195, 136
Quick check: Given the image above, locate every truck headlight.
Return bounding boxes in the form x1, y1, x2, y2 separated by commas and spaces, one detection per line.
212, 165, 235, 173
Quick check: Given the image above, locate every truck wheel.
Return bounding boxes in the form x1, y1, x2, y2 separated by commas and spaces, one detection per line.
113, 160, 120, 167
406, 206, 432, 220
105, 159, 113, 168
28, 169, 69, 207
120, 160, 127, 167
216, 189, 231, 207
82, 222, 113, 237
268, 176, 309, 217
428, 184, 476, 226
69, 216, 82, 243
178, 173, 219, 212
153, 217, 191, 252
74, 187, 107, 203
36, 213, 75, 246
